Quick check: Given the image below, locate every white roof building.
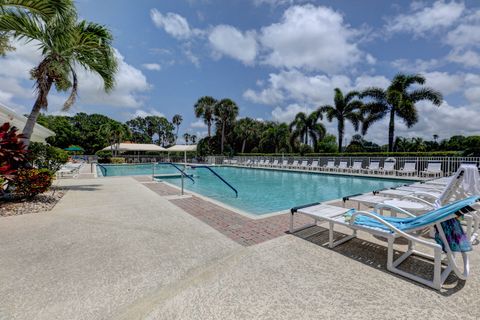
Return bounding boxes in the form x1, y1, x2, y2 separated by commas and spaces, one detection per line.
101, 143, 167, 152
0, 103, 55, 143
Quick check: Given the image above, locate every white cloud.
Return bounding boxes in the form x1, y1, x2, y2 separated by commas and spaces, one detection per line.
447, 50, 480, 68
132, 109, 165, 118
150, 9, 194, 39
190, 119, 207, 128
76, 50, 150, 108
244, 70, 387, 107
422, 71, 464, 95
391, 58, 442, 72
445, 23, 480, 48
352, 75, 389, 90
386, 1, 465, 36
253, 0, 306, 6
208, 25, 257, 64
271, 103, 315, 123
259, 5, 364, 73
0, 41, 151, 113
243, 87, 284, 105
142, 63, 161, 71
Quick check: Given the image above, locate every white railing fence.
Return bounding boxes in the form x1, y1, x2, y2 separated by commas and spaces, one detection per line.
206, 156, 480, 176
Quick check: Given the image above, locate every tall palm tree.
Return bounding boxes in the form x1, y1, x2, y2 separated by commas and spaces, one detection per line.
183, 133, 191, 145
214, 98, 238, 153
318, 88, 363, 153
194, 96, 217, 137
172, 114, 183, 143
234, 117, 258, 153
99, 122, 126, 157
0, 0, 117, 147
361, 74, 443, 152
260, 123, 290, 153
190, 134, 197, 144
289, 111, 326, 152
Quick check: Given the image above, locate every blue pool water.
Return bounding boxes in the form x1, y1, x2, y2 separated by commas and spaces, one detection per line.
97, 164, 414, 215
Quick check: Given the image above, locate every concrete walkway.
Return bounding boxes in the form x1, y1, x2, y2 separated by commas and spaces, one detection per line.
0, 177, 239, 320
1, 177, 480, 319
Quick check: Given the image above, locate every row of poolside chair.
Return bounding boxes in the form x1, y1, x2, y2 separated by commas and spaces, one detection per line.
290, 164, 480, 290
56, 162, 83, 178
232, 159, 445, 177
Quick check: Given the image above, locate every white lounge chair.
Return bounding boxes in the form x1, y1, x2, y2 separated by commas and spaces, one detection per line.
308, 160, 319, 171
257, 160, 265, 167
362, 161, 380, 174
335, 161, 348, 172
280, 160, 289, 168
262, 160, 270, 167
379, 161, 396, 175
396, 162, 417, 176
322, 160, 336, 172
57, 163, 82, 178
298, 160, 309, 169
345, 165, 479, 241
420, 162, 443, 178
288, 160, 299, 169
290, 196, 479, 290
270, 159, 279, 167
347, 160, 363, 173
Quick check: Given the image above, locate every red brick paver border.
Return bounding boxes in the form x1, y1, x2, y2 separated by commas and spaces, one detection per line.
139, 180, 315, 246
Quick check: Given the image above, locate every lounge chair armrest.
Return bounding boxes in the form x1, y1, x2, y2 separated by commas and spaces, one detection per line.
372, 203, 416, 217
290, 202, 321, 214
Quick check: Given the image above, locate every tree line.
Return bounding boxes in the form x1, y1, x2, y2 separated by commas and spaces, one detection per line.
193, 73, 446, 155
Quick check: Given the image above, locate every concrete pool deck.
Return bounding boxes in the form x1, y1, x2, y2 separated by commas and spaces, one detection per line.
0, 177, 479, 319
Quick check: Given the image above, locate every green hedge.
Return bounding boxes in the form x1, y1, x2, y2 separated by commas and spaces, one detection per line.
235, 151, 463, 157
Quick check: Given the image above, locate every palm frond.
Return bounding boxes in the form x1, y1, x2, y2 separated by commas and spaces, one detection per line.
0, 10, 45, 42
360, 87, 386, 100
0, 0, 75, 22
407, 87, 443, 105
344, 90, 360, 103
361, 112, 385, 135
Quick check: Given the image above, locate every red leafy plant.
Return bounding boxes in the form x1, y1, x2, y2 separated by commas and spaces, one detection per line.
13, 168, 53, 198
0, 122, 28, 193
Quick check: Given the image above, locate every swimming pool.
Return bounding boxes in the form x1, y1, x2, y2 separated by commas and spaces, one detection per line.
97, 164, 414, 215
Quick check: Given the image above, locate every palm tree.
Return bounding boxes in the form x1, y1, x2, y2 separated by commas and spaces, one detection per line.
214, 98, 238, 153
234, 117, 258, 153
194, 96, 217, 137
318, 88, 363, 153
99, 122, 127, 157
0, 0, 117, 147
433, 134, 439, 142
260, 123, 290, 153
289, 111, 326, 152
183, 133, 191, 145
190, 134, 197, 144
361, 74, 443, 152
172, 114, 183, 143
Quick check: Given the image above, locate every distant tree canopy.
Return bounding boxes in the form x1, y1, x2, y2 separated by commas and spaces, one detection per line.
37, 113, 128, 154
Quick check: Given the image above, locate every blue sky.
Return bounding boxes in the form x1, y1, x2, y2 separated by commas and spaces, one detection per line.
1, 0, 480, 144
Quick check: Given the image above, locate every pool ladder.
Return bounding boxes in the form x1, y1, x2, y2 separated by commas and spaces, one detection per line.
190, 165, 238, 198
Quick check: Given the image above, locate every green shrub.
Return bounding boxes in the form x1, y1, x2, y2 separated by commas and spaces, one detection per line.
110, 157, 125, 164
28, 142, 68, 173
13, 168, 53, 198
